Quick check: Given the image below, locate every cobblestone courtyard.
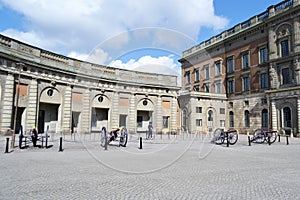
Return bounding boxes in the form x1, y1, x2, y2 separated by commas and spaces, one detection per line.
0, 133, 300, 199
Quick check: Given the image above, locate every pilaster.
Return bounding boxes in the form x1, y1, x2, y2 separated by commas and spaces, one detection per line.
26, 79, 38, 131
271, 100, 278, 130
62, 85, 72, 131
170, 97, 177, 133
156, 96, 162, 131
297, 98, 300, 136
81, 89, 91, 133
111, 92, 119, 128
0, 73, 14, 130
128, 93, 136, 133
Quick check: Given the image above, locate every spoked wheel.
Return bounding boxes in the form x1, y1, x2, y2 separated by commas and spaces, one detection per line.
100, 127, 107, 147
213, 128, 224, 145
119, 127, 128, 147
267, 130, 277, 144
228, 132, 238, 145
253, 129, 265, 144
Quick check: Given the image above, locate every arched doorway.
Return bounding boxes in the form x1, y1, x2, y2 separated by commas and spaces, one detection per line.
136, 98, 154, 132
39, 87, 62, 133
91, 94, 110, 132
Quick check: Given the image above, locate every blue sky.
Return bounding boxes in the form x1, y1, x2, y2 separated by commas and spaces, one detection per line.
0, 0, 282, 78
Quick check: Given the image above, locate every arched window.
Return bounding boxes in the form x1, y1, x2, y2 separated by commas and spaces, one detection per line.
229, 111, 234, 128
283, 107, 291, 127
261, 109, 268, 128
245, 110, 250, 128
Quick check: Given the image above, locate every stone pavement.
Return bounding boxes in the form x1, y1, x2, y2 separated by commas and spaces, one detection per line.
0, 133, 300, 200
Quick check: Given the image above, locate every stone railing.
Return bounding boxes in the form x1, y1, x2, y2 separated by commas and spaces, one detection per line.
183, 0, 298, 57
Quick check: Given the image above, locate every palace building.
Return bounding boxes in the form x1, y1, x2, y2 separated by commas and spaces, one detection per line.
0, 34, 180, 135
179, 0, 300, 136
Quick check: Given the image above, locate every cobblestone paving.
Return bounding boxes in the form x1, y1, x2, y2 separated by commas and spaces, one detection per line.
0, 133, 300, 199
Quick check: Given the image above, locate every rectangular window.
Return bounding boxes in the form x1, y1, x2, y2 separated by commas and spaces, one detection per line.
227, 56, 234, 73
220, 120, 225, 127
204, 65, 210, 79
242, 52, 249, 68
195, 68, 200, 82
215, 61, 221, 76
215, 82, 221, 93
196, 119, 202, 127
281, 40, 289, 57
282, 68, 290, 85
186, 71, 191, 85
261, 98, 267, 105
228, 79, 234, 94
204, 83, 210, 92
262, 110, 268, 128
194, 85, 200, 91
163, 116, 169, 128
260, 73, 268, 89
243, 76, 250, 92
196, 107, 202, 113
220, 108, 225, 114
259, 47, 267, 64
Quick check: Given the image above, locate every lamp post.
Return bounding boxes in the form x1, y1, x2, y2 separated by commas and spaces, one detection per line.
11, 62, 25, 148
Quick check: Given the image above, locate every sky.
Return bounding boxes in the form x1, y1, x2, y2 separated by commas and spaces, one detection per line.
0, 0, 283, 82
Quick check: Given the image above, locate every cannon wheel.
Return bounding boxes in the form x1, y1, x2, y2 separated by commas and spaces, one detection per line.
100, 127, 107, 147
119, 127, 128, 147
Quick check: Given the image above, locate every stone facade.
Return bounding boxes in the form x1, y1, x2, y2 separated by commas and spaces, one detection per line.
179, 0, 300, 136
0, 35, 179, 135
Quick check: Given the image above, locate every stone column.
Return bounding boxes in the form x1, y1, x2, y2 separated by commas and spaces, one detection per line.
170, 96, 177, 133
61, 85, 72, 132
111, 92, 119, 129
271, 100, 278, 130
26, 79, 38, 131
0, 73, 14, 131
81, 89, 91, 133
156, 95, 163, 133
128, 93, 136, 134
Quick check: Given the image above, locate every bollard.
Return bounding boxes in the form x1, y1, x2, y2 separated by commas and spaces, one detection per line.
45, 135, 48, 148
286, 136, 289, 145
248, 136, 251, 146
5, 138, 9, 153
278, 134, 280, 142
139, 137, 143, 149
59, 137, 63, 152
268, 136, 271, 145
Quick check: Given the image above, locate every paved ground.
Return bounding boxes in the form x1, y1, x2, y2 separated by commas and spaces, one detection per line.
0, 132, 300, 200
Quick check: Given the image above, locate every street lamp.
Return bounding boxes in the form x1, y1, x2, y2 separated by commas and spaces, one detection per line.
11, 62, 26, 148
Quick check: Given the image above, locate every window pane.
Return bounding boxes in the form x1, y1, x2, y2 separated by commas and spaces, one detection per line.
260, 73, 268, 89
204, 65, 210, 79
229, 111, 234, 127
195, 69, 199, 82
186, 71, 191, 84
282, 68, 290, 85
262, 109, 268, 128
243, 76, 250, 91
281, 40, 289, 57
259, 48, 267, 64
215, 62, 221, 76
227, 56, 234, 73
243, 52, 249, 68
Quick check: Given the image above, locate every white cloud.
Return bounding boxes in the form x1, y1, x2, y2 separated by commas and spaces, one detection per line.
110, 55, 179, 75
0, 0, 228, 57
